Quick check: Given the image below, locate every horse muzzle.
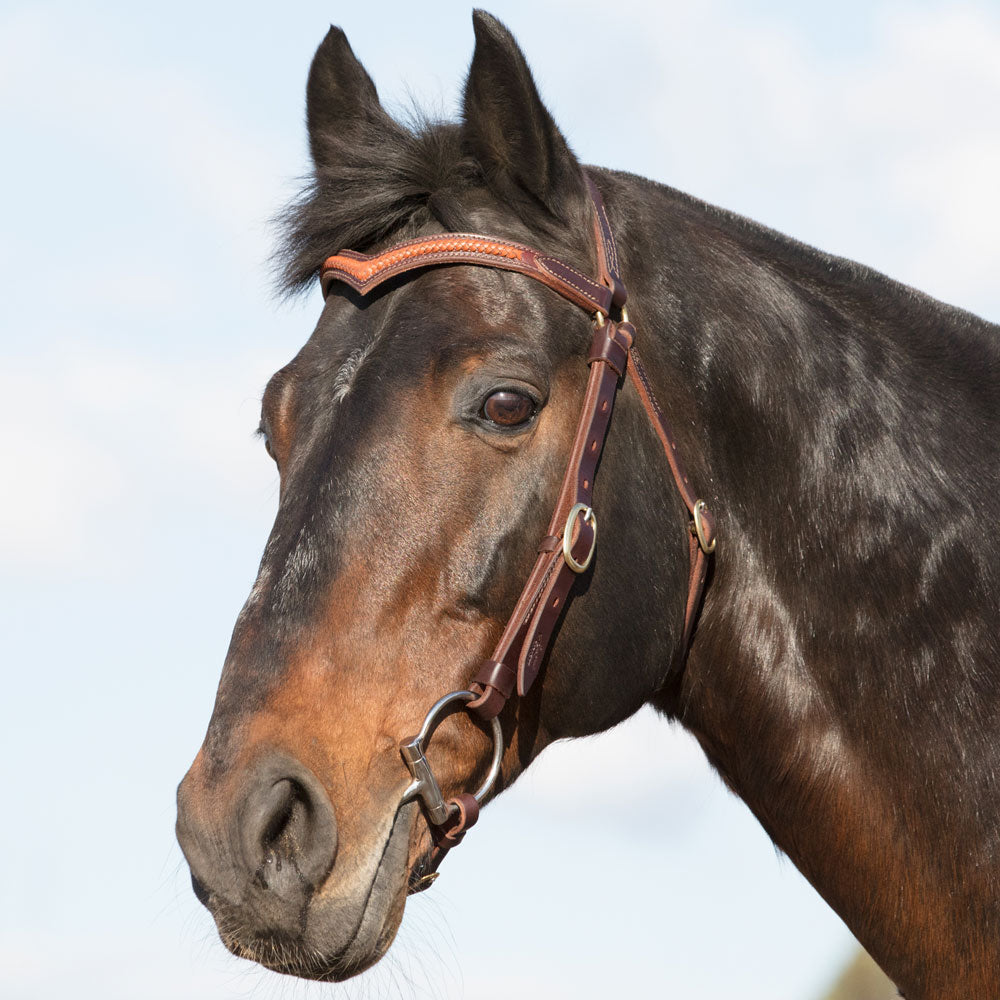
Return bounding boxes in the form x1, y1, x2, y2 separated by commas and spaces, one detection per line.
176, 749, 414, 980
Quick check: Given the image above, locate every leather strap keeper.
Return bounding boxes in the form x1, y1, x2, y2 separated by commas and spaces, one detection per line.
433, 793, 480, 847
538, 535, 561, 553
588, 324, 631, 376
473, 658, 517, 700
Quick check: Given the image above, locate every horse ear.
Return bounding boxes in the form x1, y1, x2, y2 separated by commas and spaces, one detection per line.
463, 11, 589, 231
306, 26, 391, 170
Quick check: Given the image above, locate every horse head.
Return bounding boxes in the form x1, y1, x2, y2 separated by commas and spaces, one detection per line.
176, 13, 699, 980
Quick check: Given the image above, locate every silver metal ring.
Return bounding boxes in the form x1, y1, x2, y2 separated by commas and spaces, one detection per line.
399, 690, 504, 826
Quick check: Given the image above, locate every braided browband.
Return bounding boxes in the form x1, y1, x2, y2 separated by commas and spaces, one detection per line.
321, 233, 615, 316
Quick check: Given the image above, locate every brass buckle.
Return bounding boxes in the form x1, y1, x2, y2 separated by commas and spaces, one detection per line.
563, 503, 597, 573
691, 499, 716, 554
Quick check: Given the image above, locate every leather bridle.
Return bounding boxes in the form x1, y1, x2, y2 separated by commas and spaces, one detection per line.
320, 174, 717, 890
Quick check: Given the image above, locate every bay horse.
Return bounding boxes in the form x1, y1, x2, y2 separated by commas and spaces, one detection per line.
176, 12, 1000, 997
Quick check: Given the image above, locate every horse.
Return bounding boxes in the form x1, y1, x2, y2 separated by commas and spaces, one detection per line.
175, 12, 1000, 997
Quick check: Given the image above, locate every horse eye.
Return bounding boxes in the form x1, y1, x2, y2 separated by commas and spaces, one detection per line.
258, 425, 277, 463
482, 390, 536, 427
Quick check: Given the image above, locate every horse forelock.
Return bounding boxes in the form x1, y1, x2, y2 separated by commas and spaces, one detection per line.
273, 113, 595, 303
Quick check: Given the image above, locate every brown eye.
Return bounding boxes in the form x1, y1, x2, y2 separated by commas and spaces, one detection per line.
482, 390, 536, 427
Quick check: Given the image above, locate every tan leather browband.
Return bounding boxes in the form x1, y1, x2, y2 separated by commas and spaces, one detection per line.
321, 173, 716, 864
322, 235, 616, 316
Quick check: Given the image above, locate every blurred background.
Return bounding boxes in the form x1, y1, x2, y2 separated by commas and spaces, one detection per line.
2, 1, 996, 996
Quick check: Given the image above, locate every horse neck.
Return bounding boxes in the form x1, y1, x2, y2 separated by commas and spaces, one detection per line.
606, 169, 1000, 996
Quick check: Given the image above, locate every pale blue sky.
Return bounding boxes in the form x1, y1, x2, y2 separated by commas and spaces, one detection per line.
2, 1, 998, 997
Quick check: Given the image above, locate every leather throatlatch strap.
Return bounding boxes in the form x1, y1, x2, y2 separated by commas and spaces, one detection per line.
320, 176, 717, 731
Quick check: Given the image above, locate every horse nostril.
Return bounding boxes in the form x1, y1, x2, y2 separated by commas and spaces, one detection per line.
240, 756, 338, 898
